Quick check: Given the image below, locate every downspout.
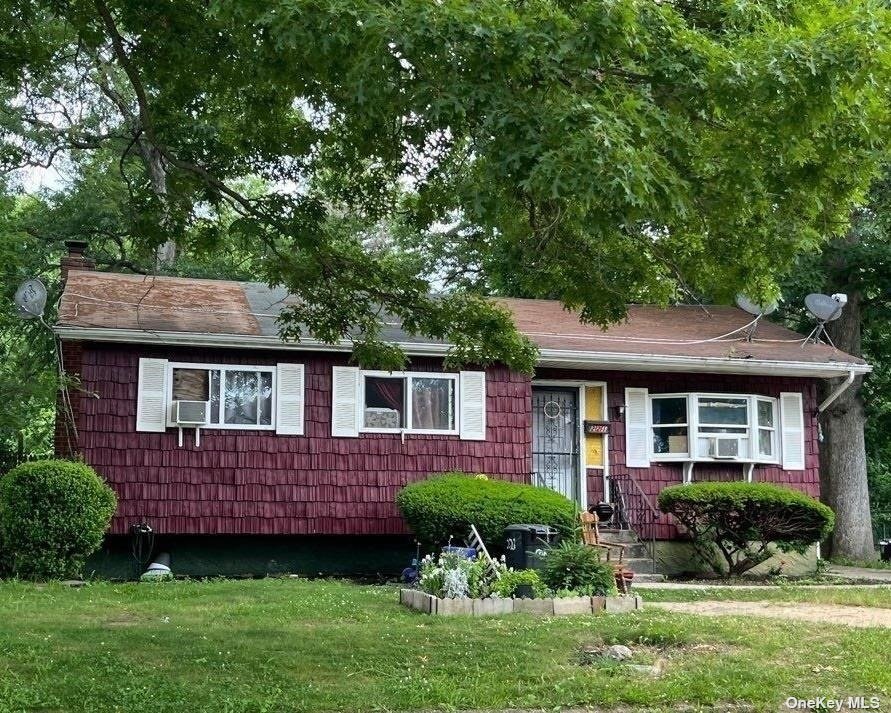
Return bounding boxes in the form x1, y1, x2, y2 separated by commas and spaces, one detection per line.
818, 369, 857, 414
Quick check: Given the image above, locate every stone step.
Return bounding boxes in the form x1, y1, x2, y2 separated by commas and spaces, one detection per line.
631, 572, 667, 584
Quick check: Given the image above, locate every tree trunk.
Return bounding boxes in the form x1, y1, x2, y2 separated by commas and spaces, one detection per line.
819, 290, 875, 559
140, 142, 176, 268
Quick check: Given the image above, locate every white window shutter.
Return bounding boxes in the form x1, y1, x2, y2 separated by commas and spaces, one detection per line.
459, 371, 487, 440
780, 392, 806, 470
136, 358, 168, 432
625, 387, 650, 468
275, 363, 305, 435
331, 366, 360, 437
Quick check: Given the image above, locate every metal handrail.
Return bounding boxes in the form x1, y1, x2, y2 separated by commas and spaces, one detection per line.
608, 472, 661, 574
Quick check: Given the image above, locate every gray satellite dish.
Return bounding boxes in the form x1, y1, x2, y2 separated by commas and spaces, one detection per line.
805, 293, 844, 322
13, 278, 47, 320
735, 294, 778, 317
734, 294, 778, 341
803, 292, 846, 346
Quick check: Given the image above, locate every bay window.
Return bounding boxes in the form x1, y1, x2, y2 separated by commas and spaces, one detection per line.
646, 393, 779, 463
361, 371, 457, 433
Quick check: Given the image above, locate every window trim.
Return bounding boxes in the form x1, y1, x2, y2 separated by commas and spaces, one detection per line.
359, 370, 459, 435
166, 362, 277, 431
647, 392, 779, 464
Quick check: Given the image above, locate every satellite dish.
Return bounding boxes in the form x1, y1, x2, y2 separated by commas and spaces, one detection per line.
803, 292, 846, 346
735, 294, 778, 317
805, 293, 844, 322
13, 279, 47, 320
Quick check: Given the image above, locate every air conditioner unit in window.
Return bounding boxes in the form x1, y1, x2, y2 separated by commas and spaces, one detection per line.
709, 436, 741, 459
173, 400, 209, 426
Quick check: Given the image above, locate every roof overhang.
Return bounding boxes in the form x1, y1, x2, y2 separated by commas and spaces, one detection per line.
53, 326, 871, 379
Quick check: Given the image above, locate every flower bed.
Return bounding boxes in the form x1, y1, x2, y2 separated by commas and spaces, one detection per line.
400, 589, 643, 616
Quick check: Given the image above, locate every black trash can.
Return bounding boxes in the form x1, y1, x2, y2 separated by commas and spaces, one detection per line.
881, 540, 891, 562
504, 524, 558, 570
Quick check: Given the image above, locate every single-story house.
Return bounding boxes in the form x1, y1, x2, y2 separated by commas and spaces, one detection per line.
53, 243, 869, 577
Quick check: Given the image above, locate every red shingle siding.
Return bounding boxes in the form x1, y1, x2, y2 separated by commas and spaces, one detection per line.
59, 342, 821, 540
538, 369, 821, 539
67, 344, 532, 536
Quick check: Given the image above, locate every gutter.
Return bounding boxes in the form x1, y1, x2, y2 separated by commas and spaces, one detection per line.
818, 368, 858, 413
52, 325, 872, 379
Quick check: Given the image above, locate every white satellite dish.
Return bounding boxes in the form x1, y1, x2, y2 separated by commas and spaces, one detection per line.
803, 293, 846, 346
13, 278, 47, 320
805, 293, 844, 322
735, 294, 778, 317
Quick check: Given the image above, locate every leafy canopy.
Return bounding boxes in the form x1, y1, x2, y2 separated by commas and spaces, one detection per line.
2, 0, 890, 371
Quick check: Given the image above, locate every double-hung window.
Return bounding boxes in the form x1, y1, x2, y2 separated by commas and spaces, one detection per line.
361, 371, 457, 434
169, 364, 275, 429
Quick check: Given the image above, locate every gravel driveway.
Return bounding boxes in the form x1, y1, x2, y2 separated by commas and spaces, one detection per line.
651, 600, 891, 628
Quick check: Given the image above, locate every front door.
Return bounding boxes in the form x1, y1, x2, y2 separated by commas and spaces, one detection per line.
531, 387, 580, 504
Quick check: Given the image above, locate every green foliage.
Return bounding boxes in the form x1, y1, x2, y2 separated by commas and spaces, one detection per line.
658, 482, 835, 577
395, 473, 578, 548
0, 459, 117, 579
491, 568, 549, 599
418, 551, 494, 599
2, 0, 890, 372
541, 540, 617, 597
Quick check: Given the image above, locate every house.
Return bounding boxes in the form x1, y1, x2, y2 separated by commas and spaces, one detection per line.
53, 243, 869, 577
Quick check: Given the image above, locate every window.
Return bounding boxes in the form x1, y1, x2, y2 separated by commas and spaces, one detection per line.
646, 393, 778, 463
361, 371, 457, 433
651, 396, 689, 456
169, 364, 275, 429
695, 396, 749, 458
756, 397, 776, 459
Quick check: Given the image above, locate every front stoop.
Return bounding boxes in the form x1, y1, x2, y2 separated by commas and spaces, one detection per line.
400, 590, 644, 616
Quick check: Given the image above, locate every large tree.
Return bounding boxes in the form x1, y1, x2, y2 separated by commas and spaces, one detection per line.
780, 173, 891, 559
2, 0, 890, 372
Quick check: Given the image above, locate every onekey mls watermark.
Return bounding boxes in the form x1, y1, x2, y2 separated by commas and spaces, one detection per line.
784, 696, 882, 710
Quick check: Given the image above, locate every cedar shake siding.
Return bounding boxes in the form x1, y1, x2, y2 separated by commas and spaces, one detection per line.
59, 341, 821, 541
64, 343, 531, 536
536, 368, 821, 540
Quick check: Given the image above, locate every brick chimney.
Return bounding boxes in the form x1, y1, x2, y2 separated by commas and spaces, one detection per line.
60, 240, 95, 283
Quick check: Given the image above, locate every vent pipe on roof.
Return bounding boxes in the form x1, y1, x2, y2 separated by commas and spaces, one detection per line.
60, 240, 95, 283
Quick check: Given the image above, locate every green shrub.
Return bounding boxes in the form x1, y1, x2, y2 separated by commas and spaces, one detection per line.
491, 568, 549, 598
396, 472, 578, 548
0, 460, 117, 579
658, 481, 835, 577
541, 540, 617, 596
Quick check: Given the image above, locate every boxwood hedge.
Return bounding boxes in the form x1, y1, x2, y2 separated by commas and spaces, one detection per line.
0, 460, 117, 580
396, 472, 578, 548
658, 481, 834, 576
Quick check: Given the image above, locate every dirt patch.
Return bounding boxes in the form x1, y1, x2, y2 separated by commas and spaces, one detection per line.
651, 600, 891, 628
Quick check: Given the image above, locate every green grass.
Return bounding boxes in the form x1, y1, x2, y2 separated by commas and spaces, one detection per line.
641, 584, 891, 607
0, 578, 888, 712
831, 555, 891, 570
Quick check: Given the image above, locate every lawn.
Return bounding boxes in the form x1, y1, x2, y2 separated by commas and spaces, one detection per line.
640, 583, 891, 607
0, 579, 889, 713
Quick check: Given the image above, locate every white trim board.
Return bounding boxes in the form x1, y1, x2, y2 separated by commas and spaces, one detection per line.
53, 325, 871, 378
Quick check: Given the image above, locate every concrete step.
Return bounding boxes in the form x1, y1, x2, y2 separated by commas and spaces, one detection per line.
623, 557, 671, 577
599, 528, 638, 544
631, 572, 667, 583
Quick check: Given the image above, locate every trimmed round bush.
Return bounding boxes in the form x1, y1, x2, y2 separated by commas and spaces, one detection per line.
396, 472, 578, 548
0, 460, 117, 579
658, 481, 834, 576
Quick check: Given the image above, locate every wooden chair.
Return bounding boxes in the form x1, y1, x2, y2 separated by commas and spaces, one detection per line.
579, 511, 630, 594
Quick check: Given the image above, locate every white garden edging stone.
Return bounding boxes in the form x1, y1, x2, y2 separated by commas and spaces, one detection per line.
399, 589, 643, 616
